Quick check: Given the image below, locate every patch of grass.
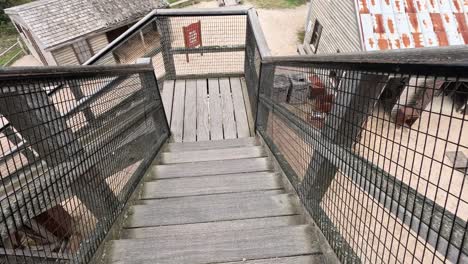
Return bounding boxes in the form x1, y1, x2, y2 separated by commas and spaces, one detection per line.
247, 0, 307, 9
0, 24, 19, 50
297, 29, 305, 43
0, 44, 22, 66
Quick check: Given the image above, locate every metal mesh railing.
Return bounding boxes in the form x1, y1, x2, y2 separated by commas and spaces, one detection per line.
2, 6, 467, 264
88, 9, 248, 83
253, 58, 468, 263
0, 62, 169, 263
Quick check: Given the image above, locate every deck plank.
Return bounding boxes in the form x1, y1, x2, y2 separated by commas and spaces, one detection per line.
208, 78, 224, 140
109, 225, 321, 264
183, 80, 197, 142
151, 157, 272, 179
240, 78, 256, 135
230, 77, 250, 138
222, 255, 325, 264
196, 79, 210, 141
142, 172, 280, 199
122, 215, 304, 239
171, 80, 186, 142
127, 193, 297, 227
161, 80, 175, 125
165, 137, 258, 152
219, 78, 237, 139
160, 146, 266, 164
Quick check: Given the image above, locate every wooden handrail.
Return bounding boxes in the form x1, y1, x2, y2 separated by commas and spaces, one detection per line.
0, 63, 154, 80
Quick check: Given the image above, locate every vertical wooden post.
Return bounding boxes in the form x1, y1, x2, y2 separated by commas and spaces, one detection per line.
0, 88, 79, 166
156, 17, 176, 79
391, 77, 445, 127
16, 38, 27, 55
68, 78, 95, 122
140, 30, 147, 49
256, 63, 275, 131
0, 82, 119, 220
301, 73, 388, 201
136, 58, 170, 136
2, 124, 36, 163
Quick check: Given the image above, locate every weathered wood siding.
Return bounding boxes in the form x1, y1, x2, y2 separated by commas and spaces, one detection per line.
88, 34, 109, 55
52, 45, 79, 65
304, 0, 362, 54
52, 34, 108, 66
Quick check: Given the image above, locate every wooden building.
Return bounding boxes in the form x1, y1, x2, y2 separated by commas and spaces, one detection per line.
5, 0, 168, 66
300, 0, 468, 119
301, 0, 468, 55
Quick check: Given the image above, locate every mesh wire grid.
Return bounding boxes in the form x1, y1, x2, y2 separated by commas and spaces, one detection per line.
254, 63, 468, 264
0, 67, 169, 263
92, 14, 247, 83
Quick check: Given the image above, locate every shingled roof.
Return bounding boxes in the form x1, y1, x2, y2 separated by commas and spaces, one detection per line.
5, 0, 168, 50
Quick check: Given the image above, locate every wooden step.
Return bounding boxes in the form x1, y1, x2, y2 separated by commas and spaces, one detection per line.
297, 44, 307, 55
222, 255, 326, 264
122, 215, 305, 239
164, 137, 258, 152
108, 225, 322, 264
304, 44, 314, 54
126, 193, 297, 228
150, 157, 272, 179
142, 172, 281, 199
159, 146, 266, 164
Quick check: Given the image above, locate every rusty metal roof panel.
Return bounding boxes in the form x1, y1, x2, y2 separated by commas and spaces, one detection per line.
356, 0, 468, 51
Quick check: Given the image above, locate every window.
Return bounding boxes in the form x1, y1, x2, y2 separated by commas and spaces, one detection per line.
72, 40, 94, 64
310, 20, 323, 54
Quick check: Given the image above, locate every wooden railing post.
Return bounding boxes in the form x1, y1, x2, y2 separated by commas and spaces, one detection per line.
255, 63, 275, 130
301, 73, 388, 201
68, 78, 96, 122
136, 58, 171, 136
0, 83, 119, 220
156, 17, 176, 79
0, 89, 79, 166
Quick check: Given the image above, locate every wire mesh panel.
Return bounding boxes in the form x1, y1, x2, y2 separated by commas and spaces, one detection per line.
0, 64, 169, 263
255, 61, 468, 263
88, 12, 247, 83
244, 16, 262, 125
157, 14, 246, 78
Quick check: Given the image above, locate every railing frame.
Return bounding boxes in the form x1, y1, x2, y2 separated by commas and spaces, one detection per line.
3, 7, 467, 263
0, 60, 170, 263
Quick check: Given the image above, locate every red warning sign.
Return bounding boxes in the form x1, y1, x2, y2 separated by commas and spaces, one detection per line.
183, 21, 203, 62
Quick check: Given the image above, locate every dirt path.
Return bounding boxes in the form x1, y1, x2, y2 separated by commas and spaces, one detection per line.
193, 1, 307, 55
11, 54, 42, 67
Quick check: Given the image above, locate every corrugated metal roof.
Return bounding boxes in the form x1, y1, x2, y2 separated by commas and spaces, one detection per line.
357, 0, 468, 51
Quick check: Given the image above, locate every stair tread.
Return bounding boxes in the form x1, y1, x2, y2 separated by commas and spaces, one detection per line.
108, 225, 322, 264
142, 172, 281, 199
151, 157, 272, 179
122, 215, 305, 239
165, 137, 258, 152
127, 193, 297, 228
221, 255, 326, 264
160, 146, 266, 164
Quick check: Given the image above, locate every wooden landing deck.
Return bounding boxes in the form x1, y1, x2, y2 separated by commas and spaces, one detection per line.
104, 137, 332, 264
162, 77, 252, 143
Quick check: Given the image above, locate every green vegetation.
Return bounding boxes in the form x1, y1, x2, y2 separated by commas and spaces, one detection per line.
247, 0, 307, 9
0, 0, 33, 64
0, 43, 22, 66
297, 29, 305, 43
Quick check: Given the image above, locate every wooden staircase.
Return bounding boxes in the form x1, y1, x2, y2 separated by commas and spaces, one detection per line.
104, 137, 330, 264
